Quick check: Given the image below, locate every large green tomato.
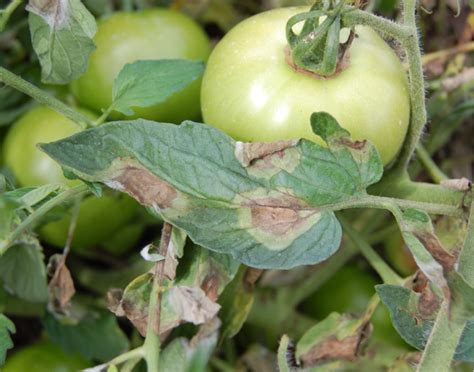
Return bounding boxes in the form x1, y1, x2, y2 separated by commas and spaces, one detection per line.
3, 341, 91, 372
2, 106, 143, 256
40, 193, 143, 257
300, 265, 407, 347
3, 106, 82, 187
201, 7, 410, 165
71, 9, 211, 123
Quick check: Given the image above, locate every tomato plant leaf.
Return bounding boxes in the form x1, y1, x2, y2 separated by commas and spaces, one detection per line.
110, 244, 238, 336
161, 319, 220, 372
40, 116, 383, 269
0, 314, 15, 365
398, 208, 455, 299
377, 284, 474, 362
43, 310, 129, 362
112, 59, 205, 116
0, 243, 48, 302
27, 0, 97, 84
295, 312, 369, 367
218, 266, 255, 341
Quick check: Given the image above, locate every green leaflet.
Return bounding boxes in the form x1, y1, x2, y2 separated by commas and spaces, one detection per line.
112, 60, 205, 116
27, 0, 97, 84
40, 114, 383, 269
0, 314, 15, 365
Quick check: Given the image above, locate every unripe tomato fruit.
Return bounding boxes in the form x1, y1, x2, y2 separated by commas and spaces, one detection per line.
3, 106, 83, 187
201, 7, 410, 165
3, 341, 91, 372
71, 9, 211, 123
2, 106, 142, 256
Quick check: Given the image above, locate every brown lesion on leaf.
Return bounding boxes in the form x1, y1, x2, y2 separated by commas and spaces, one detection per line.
247, 195, 317, 236
236, 189, 321, 251
107, 166, 178, 211
26, 0, 70, 29
339, 138, 367, 150
411, 271, 442, 319
235, 140, 300, 167
414, 232, 457, 274
201, 275, 220, 302
299, 322, 371, 367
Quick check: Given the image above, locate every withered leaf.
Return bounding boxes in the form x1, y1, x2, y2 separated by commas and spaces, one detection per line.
296, 313, 370, 367
47, 254, 75, 313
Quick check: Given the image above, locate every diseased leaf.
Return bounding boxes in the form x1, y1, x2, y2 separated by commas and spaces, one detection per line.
27, 0, 97, 84
377, 283, 474, 362
0, 314, 15, 365
295, 312, 370, 367
399, 209, 455, 299
0, 243, 48, 302
47, 254, 75, 313
161, 319, 220, 372
112, 60, 205, 116
43, 310, 129, 362
110, 244, 238, 336
218, 266, 255, 341
41, 114, 383, 269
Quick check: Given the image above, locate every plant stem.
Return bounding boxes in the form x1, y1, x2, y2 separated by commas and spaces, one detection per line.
341, 218, 403, 285
417, 302, 466, 372
0, 67, 93, 128
144, 223, 172, 372
342, 8, 411, 40
415, 145, 449, 183
105, 347, 145, 368
370, 171, 467, 208
328, 194, 463, 218
0, 0, 23, 31
393, 0, 427, 172
0, 184, 89, 255
458, 191, 474, 287
93, 104, 115, 126
344, 3, 427, 174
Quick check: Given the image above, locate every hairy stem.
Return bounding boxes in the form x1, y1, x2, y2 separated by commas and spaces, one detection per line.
459, 191, 474, 287
0, 67, 93, 128
329, 194, 463, 218
341, 218, 402, 285
0, 0, 23, 31
415, 145, 448, 183
417, 303, 465, 372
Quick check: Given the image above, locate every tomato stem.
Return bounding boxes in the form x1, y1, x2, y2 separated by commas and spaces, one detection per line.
415, 145, 449, 184
341, 218, 403, 285
144, 223, 172, 372
0, 0, 23, 32
458, 190, 474, 287
417, 302, 466, 372
0, 67, 94, 129
0, 184, 89, 255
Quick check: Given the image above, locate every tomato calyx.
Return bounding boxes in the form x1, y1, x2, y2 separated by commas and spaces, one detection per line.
286, 0, 355, 78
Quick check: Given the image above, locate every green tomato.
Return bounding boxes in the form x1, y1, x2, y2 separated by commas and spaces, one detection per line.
300, 265, 407, 347
2, 106, 83, 187
201, 7, 410, 165
40, 192, 143, 257
3, 341, 91, 372
384, 233, 417, 277
2, 106, 142, 256
71, 9, 211, 123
